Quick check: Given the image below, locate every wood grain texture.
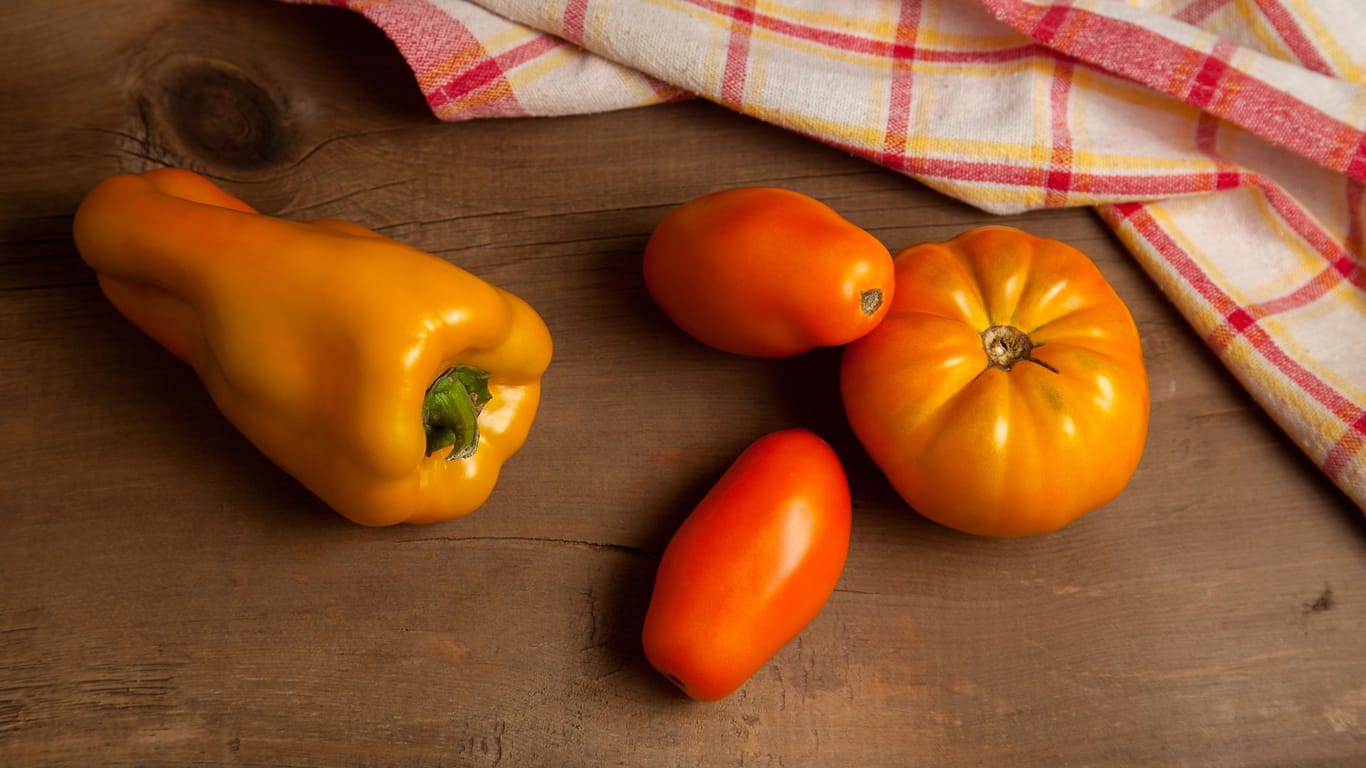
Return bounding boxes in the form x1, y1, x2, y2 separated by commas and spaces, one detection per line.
2, 0, 1364, 766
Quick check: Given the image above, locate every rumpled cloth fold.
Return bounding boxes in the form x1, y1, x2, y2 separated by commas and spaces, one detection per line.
288, 0, 1366, 511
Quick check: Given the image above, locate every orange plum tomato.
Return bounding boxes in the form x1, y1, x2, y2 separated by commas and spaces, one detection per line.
641, 429, 852, 701
840, 226, 1150, 537
643, 187, 894, 357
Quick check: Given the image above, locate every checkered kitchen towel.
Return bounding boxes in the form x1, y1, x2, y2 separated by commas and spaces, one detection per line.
288, 0, 1366, 512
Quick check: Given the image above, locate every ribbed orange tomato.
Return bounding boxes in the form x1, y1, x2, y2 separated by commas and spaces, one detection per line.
840, 226, 1149, 537
641, 429, 851, 701
643, 187, 893, 357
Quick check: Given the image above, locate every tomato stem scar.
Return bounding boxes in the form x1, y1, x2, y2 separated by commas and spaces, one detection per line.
859, 288, 883, 317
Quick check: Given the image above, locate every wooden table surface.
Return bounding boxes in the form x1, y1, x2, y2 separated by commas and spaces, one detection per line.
4, 1, 1365, 765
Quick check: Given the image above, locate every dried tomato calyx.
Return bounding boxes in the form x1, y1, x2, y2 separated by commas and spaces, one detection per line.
980, 324, 1058, 373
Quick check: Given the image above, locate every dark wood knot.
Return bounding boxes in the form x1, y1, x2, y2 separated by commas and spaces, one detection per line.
157, 60, 285, 168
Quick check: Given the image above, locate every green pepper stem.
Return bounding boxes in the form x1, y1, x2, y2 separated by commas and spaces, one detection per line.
423, 365, 492, 461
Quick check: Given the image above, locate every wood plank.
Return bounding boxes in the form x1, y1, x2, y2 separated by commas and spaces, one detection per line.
3, 0, 1364, 765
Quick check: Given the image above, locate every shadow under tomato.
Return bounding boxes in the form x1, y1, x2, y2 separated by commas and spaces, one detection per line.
593, 493, 704, 702
596, 550, 672, 698
762, 346, 899, 501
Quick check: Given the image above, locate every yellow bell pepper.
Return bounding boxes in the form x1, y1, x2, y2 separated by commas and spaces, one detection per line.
72, 168, 553, 526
